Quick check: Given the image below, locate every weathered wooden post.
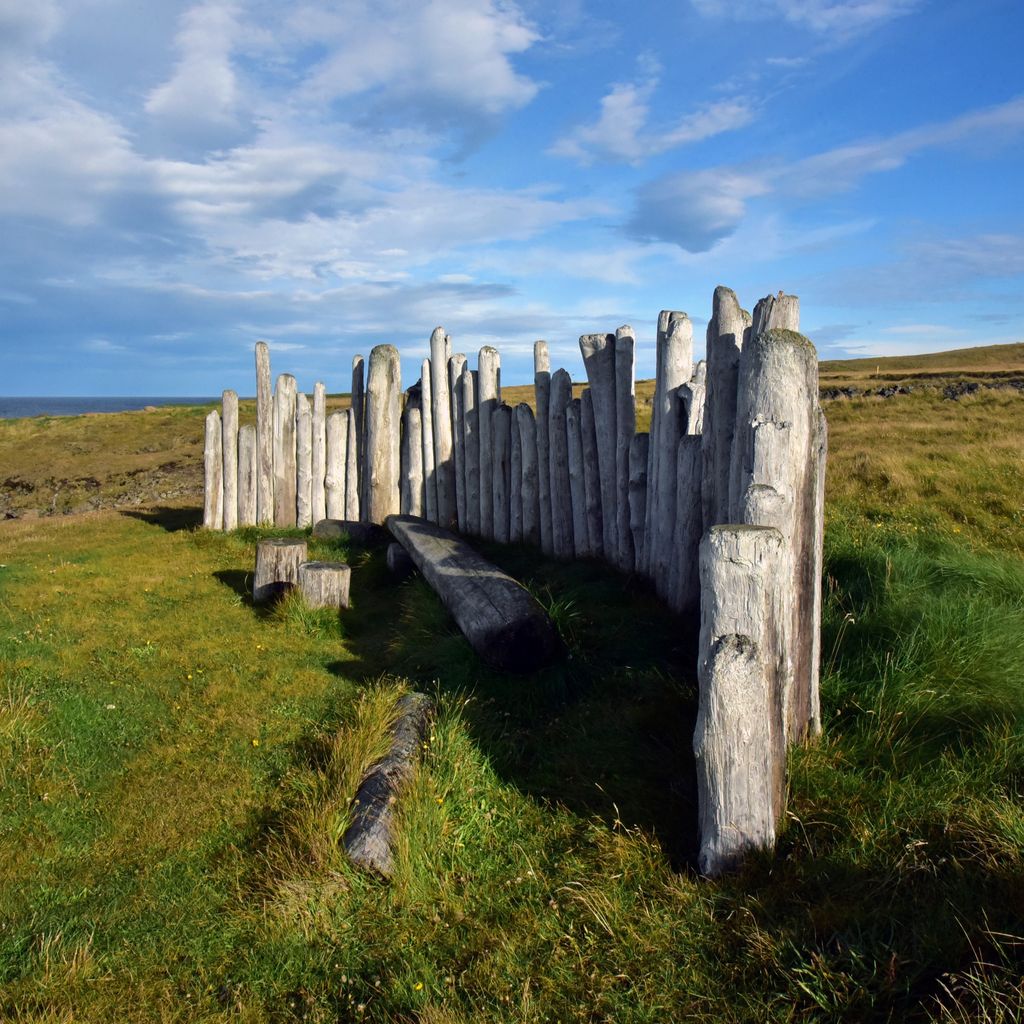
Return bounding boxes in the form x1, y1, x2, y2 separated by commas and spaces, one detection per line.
431, 328, 456, 530
255, 341, 274, 525
811, 408, 828, 740
565, 397, 589, 557
325, 411, 347, 520
296, 392, 313, 528
273, 374, 297, 527
579, 333, 617, 566
667, 436, 702, 615
203, 409, 224, 529
534, 341, 553, 556
461, 366, 480, 535
614, 326, 636, 572
580, 389, 603, 558
238, 424, 257, 526
628, 432, 649, 567
492, 404, 512, 543
254, 537, 308, 604
352, 355, 365, 516
298, 560, 351, 610
682, 360, 706, 435
364, 345, 401, 525
221, 389, 238, 531
478, 346, 500, 540
401, 388, 425, 518
548, 368, 574, 559
694, 525, 786, 877
345, 408, 360, 521
509, 404, 523, 543
449, 353, 467, 530
516, 403, 540, 547
420, 358, 437, 524
311, 381, 327, 525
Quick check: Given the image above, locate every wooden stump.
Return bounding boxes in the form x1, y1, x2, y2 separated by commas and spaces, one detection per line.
386, 541, 416, 580
534, 341, 553, 556
547, 368, 573, 559
253, 537, 307, 605
364, 345, 401, 525
296, 392, 313, 528
298, 560, 351, 609
237, 423, 257, 526
386, 515, 560, 672
222, 389, 238, 531
255, 341, 274, 526
311, 382, 327, 525
203, 409, 223, 529
273, 374, 297, 528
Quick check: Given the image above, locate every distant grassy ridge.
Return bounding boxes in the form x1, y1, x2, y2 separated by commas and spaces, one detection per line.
820, 342, 1024, 387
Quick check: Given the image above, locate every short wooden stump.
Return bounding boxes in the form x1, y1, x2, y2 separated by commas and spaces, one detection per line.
253, 537, 307, 605
298, 560, 351, 609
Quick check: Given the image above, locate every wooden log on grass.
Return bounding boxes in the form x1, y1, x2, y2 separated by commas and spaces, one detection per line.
311, 382, 327, 525
492, 403, 512, 544
255, 341, 274, 525
342, 692, 435, 878
203, 409, 223, 529
580, 389, 603, 558
548, 368, 573, 559
461, 366, 480, 535
364, 345, 401, 525
298, 560, 351, 609
273, 374, 297, 527
579, 332, 617, 565
386, 515, 560, 672
565, 397, 589, 557
534, 341, 553, 556
222, 389, 238, 531
478, 346, 500, 540
516, 403, 539, 546
325, 411, 347, 520
296, 391, 313, 528
253, 537, 307, 605
694, 525, 786, 877
237, 424, 257, 526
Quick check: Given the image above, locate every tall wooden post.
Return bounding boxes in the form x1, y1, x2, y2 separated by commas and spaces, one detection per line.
478, 346, 500, 540
352, 354, 365, 518
420, 358, 437, 524
325, 411, 347, 520
345, 408, 359, 521
628, 432, 649, 565
565, 397, 589, 557
462, 366, 480, 535
364, 345, 401, 525
580, 389, 603, 558
296, 391, 313, 528
431, 327, 456, 530
255, 341, 274, 525
579, 333, 617, 565
534, 341, 553, 556
548, 368, 573, 559
667, 436, 702, 615
273, 374, 297, 527
509, 404, 523, 543
311, 381, 327, 525
492, 404, 512, 543
401, 388, 425, 518
203, 409, 223, 529
238, 424, 257, 526
221, 389, 238, 531
449, 353, 467, 530
614, 326, 636, 572
516, 403, 539, 547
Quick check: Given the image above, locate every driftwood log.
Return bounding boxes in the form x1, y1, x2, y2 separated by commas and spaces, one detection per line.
342, 692, 434, 878
253, 537, 308, 605
298, 560, 351, 609
386, 515, 559, 672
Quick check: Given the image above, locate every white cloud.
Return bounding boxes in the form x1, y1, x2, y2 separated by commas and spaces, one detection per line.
691, 0, 918, 39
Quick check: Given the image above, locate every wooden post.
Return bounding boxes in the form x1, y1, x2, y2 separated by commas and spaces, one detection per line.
255, 341, 274, 525
345, 408, 360, 521
695, 525, 786, 877
516, 403, 540, 547
462, 366, 480, 535
253, 537, 307, 605
364, 345, 401, 525
579, 333, 618, 566
534, 341, 553, 556
547, 369, 574, 559
431, 328, 456, 530
682, 359, 706, 435
614, 326, 636, 572
238, 424, 257, 526
420, 358, 437, 524
273, 374, 297, 527
667, 436, 702, 615
565, 397, 589, 557
478, 346, 500, 540
298, 560, 351, 610
311, 381, 327, 525
296, 391, 313, 528
325, 411, 347, 520
810, 408, 828, 740
628, 432, 649, 568
509, 403, 523, 543
221, 389, 238, 531
203, 409, 223, 529
580, 389, 603, 558
449, 353, 467, 531
492, 404, 512, 544
352, 355, 365, 518
729, 326, 821, 745
401, 388, 424, 518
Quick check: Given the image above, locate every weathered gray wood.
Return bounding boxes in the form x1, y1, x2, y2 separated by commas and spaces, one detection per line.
386, 515, 560, 672
352, 355, 365, 517
461, 366, 480, 536
701, 287, 745, 531
237, 424, 257, 526
810, 407, 828, 740
296, 391, 313, 528
579, 332, 618, 566
580, 388, 603, 558
386, 541, 416, 580
364, 345, 401, 525
614, 326, 636, 572
325, 411, 347, 520
682, 359, 706, 435
516, 403, 539, 547
449, 353, 467, 531
534, 341, 553, 556
272, 374, 297, 527
492, 403, 512, 544
311, 381, 327, 526
477, 346, 500, 540
548, 368, 574, 559
420, 358, 437, 524
203, 409, 223, 529
253, 537, 307, 604
255, 341, 274, 525
221, 389, 238, 531
345, 408, 359, 521
565, 397, 589, 557
313, 519, 387, 545
694, 525, 786, 877
509, 403, 523, 543
627, 432, 648, 568
431, 328, 456, 530
298, 560, 351, 609
400, 388, 424, 517
730, 326, 820, 745
342, 692, 434, 878
667, 436, 702, 615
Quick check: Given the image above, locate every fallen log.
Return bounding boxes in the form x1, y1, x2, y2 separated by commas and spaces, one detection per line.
386, 514, 560, 673
312, 519, 388, 546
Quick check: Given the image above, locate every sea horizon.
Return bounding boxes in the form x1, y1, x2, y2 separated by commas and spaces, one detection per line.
0, 396, 219, 420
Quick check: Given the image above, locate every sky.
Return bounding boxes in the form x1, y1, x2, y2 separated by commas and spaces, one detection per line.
1, 0, 1023, 396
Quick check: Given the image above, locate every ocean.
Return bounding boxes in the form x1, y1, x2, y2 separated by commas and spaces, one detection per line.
0, 397, 217, 419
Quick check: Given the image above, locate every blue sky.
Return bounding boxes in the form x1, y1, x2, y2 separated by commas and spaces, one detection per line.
2, 0, 1023, 396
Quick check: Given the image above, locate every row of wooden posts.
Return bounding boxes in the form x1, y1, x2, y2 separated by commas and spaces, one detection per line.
202, 286, 827, 876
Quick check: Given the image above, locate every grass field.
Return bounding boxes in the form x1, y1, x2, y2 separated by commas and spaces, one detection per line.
1, 346, 1023, 1021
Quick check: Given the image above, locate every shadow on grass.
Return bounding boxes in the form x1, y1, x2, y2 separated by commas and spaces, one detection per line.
121, 505, 202, 532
